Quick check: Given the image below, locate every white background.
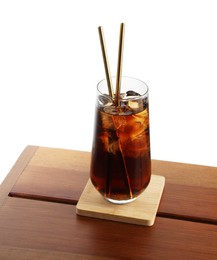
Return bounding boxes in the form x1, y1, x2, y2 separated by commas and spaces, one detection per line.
0, 0, 217, 183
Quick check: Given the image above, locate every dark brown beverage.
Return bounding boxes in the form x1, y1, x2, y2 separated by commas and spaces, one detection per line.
90, 77, 151, 204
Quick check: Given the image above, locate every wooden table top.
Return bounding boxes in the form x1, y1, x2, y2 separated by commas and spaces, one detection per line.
0, 146, 217, 259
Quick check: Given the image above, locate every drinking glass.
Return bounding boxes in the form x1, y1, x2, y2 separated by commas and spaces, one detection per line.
90, 77, 151, 204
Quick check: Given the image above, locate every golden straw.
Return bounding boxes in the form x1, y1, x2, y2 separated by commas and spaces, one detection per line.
115, 23, 125, 106
98, 26, 114, 99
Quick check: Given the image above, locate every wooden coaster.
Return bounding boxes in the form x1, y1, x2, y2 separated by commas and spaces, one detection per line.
76, 175, 165, 226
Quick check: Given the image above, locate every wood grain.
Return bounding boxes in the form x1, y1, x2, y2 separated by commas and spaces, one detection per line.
9, 146, 217, 224
0, 146, 38, 206
9, 147, 90, 204
158, 183, 217, 224
1, 146, 217, 259
0, 197, 216, 259
152, 159, 217, 188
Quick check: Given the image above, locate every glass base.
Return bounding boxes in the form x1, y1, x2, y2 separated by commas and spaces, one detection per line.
105, 197, 137, 205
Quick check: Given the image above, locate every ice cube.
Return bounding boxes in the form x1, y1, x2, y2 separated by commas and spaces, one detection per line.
112, 115, 127, 130
98, 95, 113, 106
124, 132, 150, 158
128, 100, 141, 110
126, 90, 141, 97
104, 106, 119, 115
104, 105, 132, 115
100, 110, 114, 129
99, 132, 119, 154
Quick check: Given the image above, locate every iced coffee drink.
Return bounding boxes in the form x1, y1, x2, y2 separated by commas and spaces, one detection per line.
90, 77, 151, 204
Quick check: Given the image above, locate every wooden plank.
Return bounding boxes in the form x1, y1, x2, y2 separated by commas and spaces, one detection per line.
152, 159, 217, 188
154, 160, 217, 224
0, 197, 216, 259
9, 147, 90, 204
9, 147, 217, 223
0, 146, 39, 206
0, 246, 109, 260
158, 183, 217, 224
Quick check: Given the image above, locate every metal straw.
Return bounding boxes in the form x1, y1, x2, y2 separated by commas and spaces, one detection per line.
97, 23, 133, 199
115, 23, 125, 106
98, 26, 114, 99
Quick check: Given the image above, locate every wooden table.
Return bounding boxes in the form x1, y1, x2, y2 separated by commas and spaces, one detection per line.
0, 146, 217, 259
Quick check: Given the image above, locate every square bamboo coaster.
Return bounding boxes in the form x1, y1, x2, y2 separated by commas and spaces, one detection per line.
76, 175, 165, 226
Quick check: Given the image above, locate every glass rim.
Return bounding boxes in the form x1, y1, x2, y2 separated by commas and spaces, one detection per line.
97, 76, 149, 99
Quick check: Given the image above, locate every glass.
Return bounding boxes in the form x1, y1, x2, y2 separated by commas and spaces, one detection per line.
90, 77, 151, 204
